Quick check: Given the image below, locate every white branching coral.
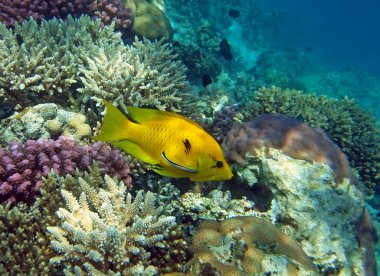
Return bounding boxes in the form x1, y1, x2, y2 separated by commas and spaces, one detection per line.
47, 175, 175, 275
78, 37, 193, 113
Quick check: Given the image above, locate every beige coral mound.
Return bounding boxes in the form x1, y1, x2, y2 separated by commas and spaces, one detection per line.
186, 216, 316, 275
47, 175, 175, 275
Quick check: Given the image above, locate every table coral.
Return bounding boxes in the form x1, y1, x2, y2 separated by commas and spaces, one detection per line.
185, 216, 316, 275
0, 136, 131, 205
47, 175, 176, 275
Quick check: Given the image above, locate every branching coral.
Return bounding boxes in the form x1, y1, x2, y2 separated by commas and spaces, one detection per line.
0, 136, 131, 205
0, 16, 124, 111
185, 216, 316, 275
0, 164, 130, 275
79, 37, 195, 113
239, 86, 380, 194
47, 175, 176, 275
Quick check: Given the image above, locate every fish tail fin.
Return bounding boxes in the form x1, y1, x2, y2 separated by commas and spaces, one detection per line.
93, 100, 131, 142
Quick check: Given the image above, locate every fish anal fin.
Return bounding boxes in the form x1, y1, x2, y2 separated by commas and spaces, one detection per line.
151, 165, 186, 178
111, 140, 156, 165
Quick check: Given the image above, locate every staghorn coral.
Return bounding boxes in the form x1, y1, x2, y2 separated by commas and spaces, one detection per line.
0, 136, 131, 205
223, 113, 356, 185
0, 16, 124, 111
0, 163, 131, 275
227, 147, 366, 274
240, 86, 380, 194
185, 216, 316, 275
79, 37, 195, 113
47, 175, 176, 275
0, 103, 91, 146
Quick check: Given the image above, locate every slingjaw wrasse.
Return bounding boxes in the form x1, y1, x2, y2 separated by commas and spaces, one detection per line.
94, 100, 233, 181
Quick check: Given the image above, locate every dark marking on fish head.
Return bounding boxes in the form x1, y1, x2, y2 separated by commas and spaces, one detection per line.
183, 139, 191, 155
210, 155, 225, 169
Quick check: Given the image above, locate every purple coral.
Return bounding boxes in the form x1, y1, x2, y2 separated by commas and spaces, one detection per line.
0, 0, 94, 27
210, 105, 239, 143
0, 136, 132, 205
0, 0, 132, 31
93, 0, 132, 29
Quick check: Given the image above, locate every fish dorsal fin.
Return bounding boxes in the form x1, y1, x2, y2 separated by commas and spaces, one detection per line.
127, 106, 202, 129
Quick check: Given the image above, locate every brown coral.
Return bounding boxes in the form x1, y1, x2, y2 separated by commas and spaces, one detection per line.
185, 216, 316, 275
223, 113, 356, 184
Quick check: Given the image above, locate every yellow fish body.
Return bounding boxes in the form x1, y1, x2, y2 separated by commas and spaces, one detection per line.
94, 100, 233, 181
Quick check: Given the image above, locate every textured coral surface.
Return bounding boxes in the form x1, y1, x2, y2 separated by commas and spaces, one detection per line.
0, 136, 131, 205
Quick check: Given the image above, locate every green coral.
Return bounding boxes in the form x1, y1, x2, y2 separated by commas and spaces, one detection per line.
0, 16, 123, 111
78, 37, 195, 113
240, 86, 380, 194
47, 174, 176, 275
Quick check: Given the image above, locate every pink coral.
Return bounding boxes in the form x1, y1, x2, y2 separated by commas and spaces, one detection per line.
222, 113, 356, 184
0, 136, 132, 205
0, 0, 132, 31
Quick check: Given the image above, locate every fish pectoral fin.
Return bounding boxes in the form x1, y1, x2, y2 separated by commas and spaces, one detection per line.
161, 151, 197, 173
111, 140, 156, 165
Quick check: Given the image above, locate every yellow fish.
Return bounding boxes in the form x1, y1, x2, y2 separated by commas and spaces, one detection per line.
93, 100, 233, 181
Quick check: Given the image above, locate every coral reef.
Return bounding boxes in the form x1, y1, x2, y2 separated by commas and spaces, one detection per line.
0, 136, 131, 205
223, 113, 356, 184
0, 103, 91, 146
209, 104, 239, 143
47, 175, 176, 275
226, 147, 366, 274
79, 37, 195, 113
0, 16, 124, 111
240, 86, 380, 194
93, 0, 133, 30
0, 0, 133, 32
0, 164, 113, 275
0, 0, 94, 27
185, 216, 316, 275
125, 0, 172, 40
177, 190, 257, 222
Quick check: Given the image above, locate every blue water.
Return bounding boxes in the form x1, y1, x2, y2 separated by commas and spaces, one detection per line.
258, 0, 380, 76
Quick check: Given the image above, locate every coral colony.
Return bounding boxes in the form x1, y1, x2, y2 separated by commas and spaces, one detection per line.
0, 0, 379, 275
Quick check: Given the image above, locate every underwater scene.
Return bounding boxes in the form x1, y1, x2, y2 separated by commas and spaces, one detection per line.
0, 0, 379, 275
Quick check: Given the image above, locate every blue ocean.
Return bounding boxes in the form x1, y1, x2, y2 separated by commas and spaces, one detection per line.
0, 0, 378, 275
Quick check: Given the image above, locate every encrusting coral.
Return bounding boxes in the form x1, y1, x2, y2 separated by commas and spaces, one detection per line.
239, 86, 380, 195
0, 136, 131, 205
47, 175, 176, 275
223, 113, 356, 185
0, 103, 91, 145
224, 147, 366, 274
124, 0, 172, 40
185, 216, 316, 275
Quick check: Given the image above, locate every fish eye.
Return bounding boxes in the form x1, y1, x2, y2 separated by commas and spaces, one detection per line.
216, 161, 224, 168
